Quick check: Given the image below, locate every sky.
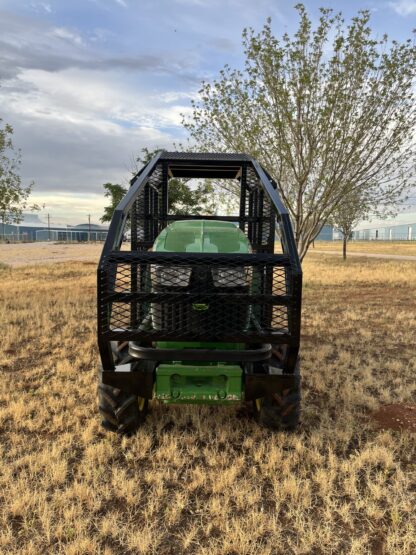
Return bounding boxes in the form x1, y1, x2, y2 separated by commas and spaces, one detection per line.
0, 0, 415, 225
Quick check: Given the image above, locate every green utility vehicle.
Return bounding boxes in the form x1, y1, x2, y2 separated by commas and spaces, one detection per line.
97, 152, 302, 434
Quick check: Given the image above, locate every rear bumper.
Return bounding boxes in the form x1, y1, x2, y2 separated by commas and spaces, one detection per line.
128, 342, 272, 362
100, 360, 299, 401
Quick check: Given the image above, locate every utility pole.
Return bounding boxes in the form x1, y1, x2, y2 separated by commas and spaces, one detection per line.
48, 213, 51, 241
88, 214, 91, 242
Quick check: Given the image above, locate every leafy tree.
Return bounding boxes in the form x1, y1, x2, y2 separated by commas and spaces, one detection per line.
0, 120, 37, 239
100, 149, 218, 225
330, 189, 368, 260
138, 148, 215, 215
100, 183, 127, 223
183, 5, 416, 260
330, 190, 399, 260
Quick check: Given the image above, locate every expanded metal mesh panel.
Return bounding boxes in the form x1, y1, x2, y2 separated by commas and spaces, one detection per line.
98, 253, 294, 342
262, 195, 273, 245
244, 166, 274, 252
131, 163, 164, 250
246, 166, 259, 191
129, 159, 275, 254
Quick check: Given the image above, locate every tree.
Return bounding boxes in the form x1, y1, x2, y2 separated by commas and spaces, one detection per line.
137, 148, 216, 215
330, 189, 399, 260
330, 189, 368, 260
100, 150, 218, 225
0, 120, 36, 239
183, 5, 416, 260
100, 183, 127, 223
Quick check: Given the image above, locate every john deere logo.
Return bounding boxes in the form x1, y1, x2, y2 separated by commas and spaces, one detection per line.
192, 303, 209, 311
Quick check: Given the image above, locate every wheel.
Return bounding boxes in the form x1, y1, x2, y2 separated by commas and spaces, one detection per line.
98, 382, 148, 435
98, 341, 148, 435
253, 372, 301, 431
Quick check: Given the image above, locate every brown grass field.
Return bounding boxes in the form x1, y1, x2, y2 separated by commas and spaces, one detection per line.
0, 242, 103, 267
0, 240, 415, 268
313, 241, 416, 256
0, 253, 415, 554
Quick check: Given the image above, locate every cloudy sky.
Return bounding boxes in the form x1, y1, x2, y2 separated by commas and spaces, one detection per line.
0, 0, 415, 224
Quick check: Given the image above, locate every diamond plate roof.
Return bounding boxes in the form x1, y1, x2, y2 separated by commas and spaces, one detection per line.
160, 151, 251, 162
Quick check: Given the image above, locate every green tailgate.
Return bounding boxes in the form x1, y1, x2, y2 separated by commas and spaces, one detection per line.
155, 362, 243, 404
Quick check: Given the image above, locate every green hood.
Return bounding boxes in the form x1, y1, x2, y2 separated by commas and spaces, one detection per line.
153, 220, 251, 253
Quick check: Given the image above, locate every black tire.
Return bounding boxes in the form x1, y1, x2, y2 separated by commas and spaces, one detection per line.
98, 383, 148, 435
98, 341, 148, 435
253, 373, 301, 431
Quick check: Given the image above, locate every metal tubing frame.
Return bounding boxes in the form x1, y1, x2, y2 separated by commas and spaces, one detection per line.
97, 152, 302, 373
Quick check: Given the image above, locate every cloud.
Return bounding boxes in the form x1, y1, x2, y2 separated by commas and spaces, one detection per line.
207, 37, 236, 52
0, 8, 200, 223
29, 191, 109, 225
3, 68, 194, 129
0, 11, 87, 80
389, 0, 416, 15
0, 66, 190, 213
30, 2, 53, 14
9, 106, 175, 195
0, 11, 202, 84
52, 27, 84, 46
0, 1, 256, 221
114, 0, 127, 6
156, 91, 197, 103
174, 0, 211, 5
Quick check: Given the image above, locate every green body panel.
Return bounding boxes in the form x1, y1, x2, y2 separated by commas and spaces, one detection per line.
153, 219, 251, 254
152, 220, 250, 404
155, 363, 243, 404
153, 220, 251, 253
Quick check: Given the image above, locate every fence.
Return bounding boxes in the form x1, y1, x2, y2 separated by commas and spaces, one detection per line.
35, 229, 108, 242
352, 224, 415, 241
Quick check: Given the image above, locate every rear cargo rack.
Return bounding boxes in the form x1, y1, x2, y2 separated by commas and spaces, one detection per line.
98, 152, 302, 372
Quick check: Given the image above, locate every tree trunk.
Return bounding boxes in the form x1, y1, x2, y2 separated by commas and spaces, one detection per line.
343, 236, 347, 260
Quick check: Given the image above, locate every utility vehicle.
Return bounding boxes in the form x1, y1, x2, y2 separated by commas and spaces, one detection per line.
97, 152, 302, 434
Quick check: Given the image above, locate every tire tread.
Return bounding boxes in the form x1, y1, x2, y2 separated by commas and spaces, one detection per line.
98, 383, 147, 435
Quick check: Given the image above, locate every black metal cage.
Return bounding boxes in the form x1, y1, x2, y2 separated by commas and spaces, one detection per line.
98, 152, 302, 372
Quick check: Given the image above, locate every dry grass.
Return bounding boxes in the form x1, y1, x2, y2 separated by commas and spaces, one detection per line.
314, 241, 416, 256
0, 242, 103, 267
0, 255, 415, 554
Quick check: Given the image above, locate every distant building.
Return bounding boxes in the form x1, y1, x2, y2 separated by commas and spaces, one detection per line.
1, 214, 109, 242
352, 210, 416, 241
315, 224, 333, 241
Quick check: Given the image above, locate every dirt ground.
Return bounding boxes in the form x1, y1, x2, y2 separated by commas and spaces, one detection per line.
1, 240, 415, 268
373, 405, 416, 432
0, 242, 103, 267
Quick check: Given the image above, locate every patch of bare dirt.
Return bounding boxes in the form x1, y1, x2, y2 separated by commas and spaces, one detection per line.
372, 404, 416, 432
